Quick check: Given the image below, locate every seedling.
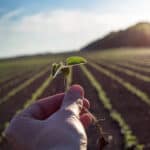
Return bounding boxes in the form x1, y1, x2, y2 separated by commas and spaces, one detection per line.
52, 56, 87, 90
51, 56, 108, 150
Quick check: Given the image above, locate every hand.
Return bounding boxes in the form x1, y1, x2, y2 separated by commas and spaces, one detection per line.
5, 84, 92, 150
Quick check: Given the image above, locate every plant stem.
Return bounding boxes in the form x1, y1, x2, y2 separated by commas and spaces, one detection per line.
83, 107, 108, 150
65, 67, 72, 91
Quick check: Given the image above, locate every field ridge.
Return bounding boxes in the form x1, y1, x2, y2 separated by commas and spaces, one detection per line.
81, 65, 143, 149
89, 62, 150, 106
0, 66, 50, 105
96, 60, 150, 82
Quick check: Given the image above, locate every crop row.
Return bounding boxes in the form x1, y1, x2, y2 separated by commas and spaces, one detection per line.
89, 62, 150, 106
0, 69, 32, 87
0, 55, 53, 81
0, 65, 50, 99
0, 64, 43, 85
108, 56, 150, 65
0, 70, 26, 84
112, 60, 150, 72
92, 61, 150, 96
105, 60, 150, 78
94, 57, 150, 74
126, 59, 150, 67
0, 71, 36, 98
95, 60, 150, 82
81, 65, 143, 149
86, 63, 150, 148
16, 75, 53, 115
0, 66, 50, 105
71, 66, 123, 149
113, 62, 150, 74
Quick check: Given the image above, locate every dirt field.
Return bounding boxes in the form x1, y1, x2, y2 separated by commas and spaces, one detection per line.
0, 49, 150, 150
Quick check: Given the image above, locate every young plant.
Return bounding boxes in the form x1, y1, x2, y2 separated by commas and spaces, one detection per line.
52, 56, 87, 90
51, 56, 108, 150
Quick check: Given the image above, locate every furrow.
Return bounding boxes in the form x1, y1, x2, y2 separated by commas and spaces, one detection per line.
0, 66, 50, 105
97, 61, 150, 82
116, 62, 150, 73
89, 62, 150, 106
81, 65, 143, 150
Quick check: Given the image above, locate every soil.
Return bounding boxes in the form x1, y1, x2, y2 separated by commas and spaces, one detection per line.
95, 61, 150, 96
87, 64, 150, 149
72, 66, 123, 150
0, 71, 31, 89
0, 71, 35, 99
114, 62, 150, 76
39, 74, 65, 99
127, 60, 150, 68
0, 66, 49, 99
0, 61, 150, 150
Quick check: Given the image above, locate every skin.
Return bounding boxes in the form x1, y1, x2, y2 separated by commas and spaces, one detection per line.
5, 84, 92, 150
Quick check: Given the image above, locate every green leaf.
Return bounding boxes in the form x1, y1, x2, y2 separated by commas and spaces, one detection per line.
52, 63, 57, 76
51, 63, 62, 78
61, 67, 70, 77
66, 56, 87, 66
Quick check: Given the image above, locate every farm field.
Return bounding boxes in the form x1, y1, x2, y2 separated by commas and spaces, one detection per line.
0, 48, 150, 150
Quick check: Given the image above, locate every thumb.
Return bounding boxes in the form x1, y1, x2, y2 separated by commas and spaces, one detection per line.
61, 84, 84, 116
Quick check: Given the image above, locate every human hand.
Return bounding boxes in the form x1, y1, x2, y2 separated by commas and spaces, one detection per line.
5, 84, 92, 150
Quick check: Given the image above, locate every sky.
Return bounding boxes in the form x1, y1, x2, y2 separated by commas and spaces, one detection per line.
0, 0, 150, 58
